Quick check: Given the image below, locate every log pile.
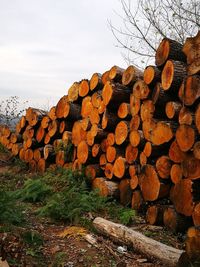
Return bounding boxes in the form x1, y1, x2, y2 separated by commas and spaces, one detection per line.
0, 31, 200, 241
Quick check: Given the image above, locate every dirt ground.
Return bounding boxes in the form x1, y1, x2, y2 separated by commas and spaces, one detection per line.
0, 152, 183, 267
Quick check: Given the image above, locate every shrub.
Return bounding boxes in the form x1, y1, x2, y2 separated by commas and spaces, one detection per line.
16, 179, 52, 202
0, 190, 23, 225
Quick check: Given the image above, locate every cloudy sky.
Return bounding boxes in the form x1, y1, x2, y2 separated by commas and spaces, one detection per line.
0, 0, 132, 109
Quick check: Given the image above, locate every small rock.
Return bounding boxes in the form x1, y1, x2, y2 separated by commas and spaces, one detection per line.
66, 261, 74, 267
117, 246, 127, 254
136, 258, 148, 263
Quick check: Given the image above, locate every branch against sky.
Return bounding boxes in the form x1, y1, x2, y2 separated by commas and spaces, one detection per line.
109, 0, 200, 68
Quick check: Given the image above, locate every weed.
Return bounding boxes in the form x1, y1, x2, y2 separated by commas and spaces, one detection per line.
0, 190, 23, 225
22, 230, 43, 246
16, 179, 52, 202
52, 252, 67, 267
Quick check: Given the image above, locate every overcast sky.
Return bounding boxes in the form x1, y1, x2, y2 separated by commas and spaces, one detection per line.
0, 0, 132, 109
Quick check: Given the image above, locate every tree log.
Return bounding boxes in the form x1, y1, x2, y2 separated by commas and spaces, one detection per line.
113, 157, 129, 179
170, 164, 183, 184
185, 226, 200, 264
192, 203, 200, 227
125, 144, 138, 164
155, 38, 186, 67
146, 205, 165, 226
90, 73, 103, 91
143, 65, 161, 85
92, 178, 119, 197
108, 65, 124, 82
93, 217, 183, 267
115, 121, 129, 145
122, 65, 143, 87
163, 206, 192, 233
102, 81, 131, 107
132, 80, 150, 100
176, 124, 195, 152
156, 156, 172, 179
161, 60, 187, 92
178, 75, 200, 106
79, 79, 89, 97
119, 179, 132, 206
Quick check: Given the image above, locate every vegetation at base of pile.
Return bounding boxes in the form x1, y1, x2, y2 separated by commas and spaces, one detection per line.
0, 190, 24, 225
30, 167, 136, 226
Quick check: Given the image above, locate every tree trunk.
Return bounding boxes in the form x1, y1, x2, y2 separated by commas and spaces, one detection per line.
119, 179, 132, 206
115, 121, 130, 145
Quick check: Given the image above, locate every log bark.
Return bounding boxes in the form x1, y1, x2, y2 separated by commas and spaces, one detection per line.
102, 110, 121, 131
143, 65, 161, 85
171, 179, 194, 216
104, 163, 114, 179
102, 81, 131, 107
90, 73, 103, 91
163, 206, 192, 233
122, 65, 143, 87
192, 203, 200, 227
161, 60, 187, 92
92, 178, 119, 197
119, 179, 132, 206
146, 205, 165, 226
131, 190, 143, 210
93, 217, 183, 267
155, 38, 186, 67
195, 103, 200, 134
108, 65, 124, 82
178, 75, 200, 106
85, 164, 104, 180
185, 226, 200, 264
79, 79, 89, 97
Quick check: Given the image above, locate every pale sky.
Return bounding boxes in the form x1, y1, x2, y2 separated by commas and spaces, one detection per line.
0, 0, 132, 109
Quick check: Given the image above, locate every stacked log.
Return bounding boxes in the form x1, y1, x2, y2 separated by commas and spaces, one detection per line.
0, 32, 200, 249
